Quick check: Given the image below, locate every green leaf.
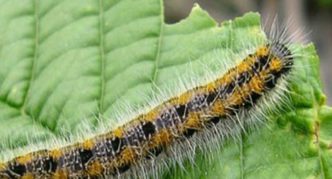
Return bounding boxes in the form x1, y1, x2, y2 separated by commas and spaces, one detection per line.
0, 0, 330, 178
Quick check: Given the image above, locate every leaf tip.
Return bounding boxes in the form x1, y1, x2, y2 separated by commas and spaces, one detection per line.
188, 3, 218, 26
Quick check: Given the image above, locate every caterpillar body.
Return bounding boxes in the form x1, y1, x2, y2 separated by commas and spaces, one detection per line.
0, 18, 297, 179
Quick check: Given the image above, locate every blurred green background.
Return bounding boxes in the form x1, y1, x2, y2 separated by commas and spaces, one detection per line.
164, 0, 332, 105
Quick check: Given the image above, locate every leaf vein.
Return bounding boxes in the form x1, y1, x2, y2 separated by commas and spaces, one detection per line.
98, 0, 106, 113
20, 0, 39, 116
151, 2, 163, 85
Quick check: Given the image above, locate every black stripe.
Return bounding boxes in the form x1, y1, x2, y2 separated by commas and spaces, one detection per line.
253, 55, 269, 73
208, 116, 221, 124
237, 71, 250, 86
111, 137, 121, 152
44, 156, 57, 172
117, 164, 130, 174
10, 163, 26, 176
250, 91, 262, 103
175, 104, 188, 120
146, 146, 163, 159
79, 149, 94, 166
183, 128, 196, 138
142, 121, 156, 138
223, 81, 235, 95
206, 92, 217, 104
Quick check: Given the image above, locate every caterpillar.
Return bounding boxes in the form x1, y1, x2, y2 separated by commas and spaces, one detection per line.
0, 17, 298, 179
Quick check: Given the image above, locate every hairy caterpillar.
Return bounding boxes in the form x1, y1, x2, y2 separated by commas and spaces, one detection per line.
0, 16, 300, 179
